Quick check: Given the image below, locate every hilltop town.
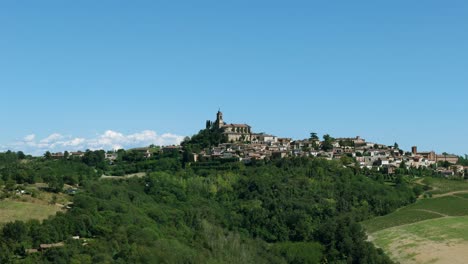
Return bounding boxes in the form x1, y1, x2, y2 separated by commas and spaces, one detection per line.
45, 111, 466, 177
184, 111, 466, 177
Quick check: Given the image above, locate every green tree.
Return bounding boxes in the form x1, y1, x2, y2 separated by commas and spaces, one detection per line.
44, 151, 52, 160
48, 175, 64, 193
442, 152, 448, 162
17, 151, 26, 160
321, 134, 334, 151
2, 221, 28, 242
310, 132, 319, 141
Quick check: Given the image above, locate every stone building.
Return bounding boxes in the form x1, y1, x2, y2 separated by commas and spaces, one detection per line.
210, 110, 253, 142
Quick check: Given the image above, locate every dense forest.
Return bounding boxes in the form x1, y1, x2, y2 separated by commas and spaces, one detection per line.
0, 141, 425, 264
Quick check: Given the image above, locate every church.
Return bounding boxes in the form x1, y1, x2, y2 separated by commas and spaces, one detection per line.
208, 110, 253, 142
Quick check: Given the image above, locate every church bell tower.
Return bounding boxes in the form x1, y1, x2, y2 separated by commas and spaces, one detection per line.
215, 110, 224, 129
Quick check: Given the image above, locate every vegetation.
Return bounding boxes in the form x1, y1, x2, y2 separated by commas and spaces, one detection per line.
458, 155, 468, 166
0, 200, 63, 225
422, 177, 468, 195
364, 177, 468, 263
362, 209, 442, 233
0, 144, 423, 263
181, 126, 227, 153
371, 216, 468, 264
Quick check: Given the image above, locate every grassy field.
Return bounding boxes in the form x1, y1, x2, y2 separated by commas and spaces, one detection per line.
363, 209, 442, 233
422, 177, 468, 195
0, 184, 70, 225
0, 200, 63, 225
364, 177, 468, 264
363, 196, 468, 233
407, 196, 468, 216
371, 216, 468, 264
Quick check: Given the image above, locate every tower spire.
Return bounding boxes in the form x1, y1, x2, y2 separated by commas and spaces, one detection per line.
215, 109, 224, 129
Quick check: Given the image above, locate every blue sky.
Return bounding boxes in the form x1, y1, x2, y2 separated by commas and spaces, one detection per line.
1, 0, 467, 155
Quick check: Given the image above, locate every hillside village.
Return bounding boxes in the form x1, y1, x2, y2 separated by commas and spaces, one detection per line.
47, 111, 466, 177
186, 111, 466, 177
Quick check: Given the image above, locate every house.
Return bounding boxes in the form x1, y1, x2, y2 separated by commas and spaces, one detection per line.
383, 164, 397, 174
335, 136, 366, 146
272, 151, 288, 159
450, 165, 465, 174
436, 167, 455, 177
39, 242, 65, 251
105, 152, 118, 161
277, 138, 292, 146
132, 147, 152, 158
375, 158, 389, 166
436, 154, 459, 164
70, 151, 85, 158
50, 152, 64, 159
254, 133, 278, 143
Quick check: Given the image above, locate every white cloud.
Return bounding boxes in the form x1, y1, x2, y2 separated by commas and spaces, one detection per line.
2, 130, 185, 156
40, 133, 63, 144
24, 134, 36, 142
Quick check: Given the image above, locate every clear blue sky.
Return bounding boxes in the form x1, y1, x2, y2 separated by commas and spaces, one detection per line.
1, 0, 467, 155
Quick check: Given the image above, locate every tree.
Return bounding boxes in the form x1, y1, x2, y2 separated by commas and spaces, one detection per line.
393, 142, 399, 149
310, 132, 319, 141
442, 152, 448, 162
44, 151, 52, 160
17, 151, 26, 160
5, 179, 16, 191
321, 134, 334, 151
48, 175, 64, 193
399, 160, 406, 168
2, 221, 28, 242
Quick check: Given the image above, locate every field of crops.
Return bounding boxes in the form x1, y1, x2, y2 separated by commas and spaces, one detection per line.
422, 177, 468, 195
365, 177, 468, 264
363, 208, 442, 233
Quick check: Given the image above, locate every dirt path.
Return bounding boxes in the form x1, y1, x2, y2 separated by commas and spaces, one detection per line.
413, 178, 437, 199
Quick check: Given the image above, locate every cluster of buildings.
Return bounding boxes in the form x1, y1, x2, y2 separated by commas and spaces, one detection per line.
45, 111, 466, 177
49, 151, 85, 159
190, 111, 466, 177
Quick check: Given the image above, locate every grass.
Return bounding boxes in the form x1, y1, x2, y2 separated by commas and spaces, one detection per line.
405, 196, 468, 216
454, 193, 468, 199
363, 209, 442, 233
371, 216, 468, 264
373, 216, 468, 245
0, 199, 63, 225
364, 178, 468, 233
422, 177, 468, 195
0, 183, 69, 225
363, 196, 468, 233
365, 177, 468, 263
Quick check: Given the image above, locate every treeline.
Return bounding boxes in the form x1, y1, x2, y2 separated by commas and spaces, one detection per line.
0, 152, 98, 194
0, 149, 183, 192
0, 155, 418, 263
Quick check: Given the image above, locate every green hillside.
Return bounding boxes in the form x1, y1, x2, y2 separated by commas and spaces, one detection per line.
363, 177, 468, 264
